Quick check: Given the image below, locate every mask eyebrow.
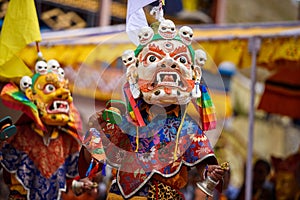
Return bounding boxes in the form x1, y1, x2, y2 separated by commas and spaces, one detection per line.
142, 52, 162, 62
148, 43, 166, 56
169, 45, 188, 57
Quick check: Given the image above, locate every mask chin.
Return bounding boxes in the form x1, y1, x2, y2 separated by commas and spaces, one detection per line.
142, 88, 192, 105
41, 114, 70, 126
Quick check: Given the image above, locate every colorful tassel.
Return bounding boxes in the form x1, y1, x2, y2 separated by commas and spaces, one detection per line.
192, 84, 217, 131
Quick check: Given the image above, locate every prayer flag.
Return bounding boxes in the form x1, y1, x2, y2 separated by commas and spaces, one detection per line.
0, 0, 41, 80
126, 0, 156, 45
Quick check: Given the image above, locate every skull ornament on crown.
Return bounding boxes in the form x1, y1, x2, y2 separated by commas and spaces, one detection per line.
158, 19, 176, 39
35, 60, 48, 74
123, 19, 206, 106
138, 26, 154, 45
179, 26, 193, 45
47, 59, 60, 73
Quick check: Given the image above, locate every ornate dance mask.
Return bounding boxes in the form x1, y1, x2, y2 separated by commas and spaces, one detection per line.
123, 20, 205, 106
25, 69, 73, 126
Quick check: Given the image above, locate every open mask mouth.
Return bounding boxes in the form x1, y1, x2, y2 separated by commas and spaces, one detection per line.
157, 71, 179, 86
153, 71, 187, 90
47, 100, 70, 114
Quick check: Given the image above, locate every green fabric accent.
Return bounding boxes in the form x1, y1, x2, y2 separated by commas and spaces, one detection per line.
202, 100, 213, 108
12, 91, 37, 111
31, 73, 40, 90
93, 148, 105, 154
196, 97, 202, 105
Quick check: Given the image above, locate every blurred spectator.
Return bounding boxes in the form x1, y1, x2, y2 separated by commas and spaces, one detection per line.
218, 61, 236, 92
271, 146, 300, 200
235, 159, 275, 200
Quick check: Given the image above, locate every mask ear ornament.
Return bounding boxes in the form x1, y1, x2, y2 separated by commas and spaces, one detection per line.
122, 49, 140, 99
191, 65, 202, 98
194, 49, 207, 67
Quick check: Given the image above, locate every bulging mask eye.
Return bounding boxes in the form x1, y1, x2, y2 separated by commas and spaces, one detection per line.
148, 55, 157, 62
44, 84, 56, 94
178, 56, 187, 64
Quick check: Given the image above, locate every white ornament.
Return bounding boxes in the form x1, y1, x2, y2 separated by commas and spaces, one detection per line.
35, 60, 48, 74
129, 82, 141, 99
122, 50, 136, 68
191, 65, 202, 98
20, 76, 32, 92
179, 26, 193, 45
194, 49, 207, 67
58, 67, 65, 79
138, 26, 154, 45
158, 19, 177, 39
47, 59, 60, 73
122, 50, 140, 98
150, 5, 164, 22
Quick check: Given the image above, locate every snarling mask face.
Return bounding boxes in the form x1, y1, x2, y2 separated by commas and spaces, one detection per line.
123, 20, 206, 106
136, 39, 196, 105
25, 72, 73, 126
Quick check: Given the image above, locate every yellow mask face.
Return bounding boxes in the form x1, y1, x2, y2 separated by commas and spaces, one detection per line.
26, 72, 73, 126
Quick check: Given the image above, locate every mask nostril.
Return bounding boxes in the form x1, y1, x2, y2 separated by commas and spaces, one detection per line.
171, 64, 176, 68
161, 64, 166, 68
